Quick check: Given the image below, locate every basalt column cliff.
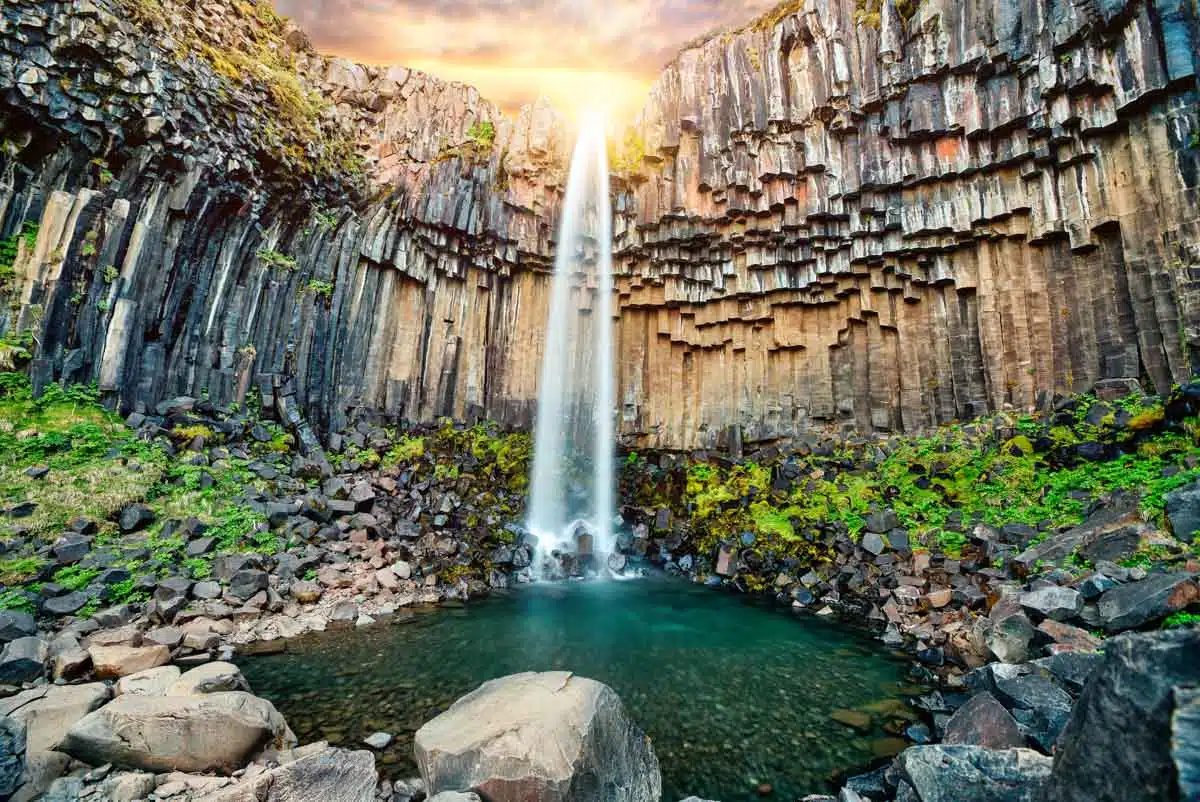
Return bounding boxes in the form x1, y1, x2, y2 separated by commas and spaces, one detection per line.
1, 0, 1199, 450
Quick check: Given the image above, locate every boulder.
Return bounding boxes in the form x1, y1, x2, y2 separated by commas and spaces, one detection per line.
942, 692, 1025, 749
117, 666, 182, 696
1096, 573, 1199, 631
0, 636, 47, 683
89, 644, 170, 678
1040, 628, 1200, 802
58, 691, 295, 774
991, 672, 1073, 751
0, 683, 109, 753
168, 662, 251, 695
415, 671, 660, 802
42, 591, 89, 617
986, 614, 1035, 664
0, 716, 23, 798
1164, 480, 1200, 540
1173, 686, 1200, 801
198, 745, 376, 802
898, 746, 1052, 802
1019, 587, 1083, 621
118, 504, 156, 533
0, 611, 37, 644
228, 570, 270, 601
96, 771, 157, 801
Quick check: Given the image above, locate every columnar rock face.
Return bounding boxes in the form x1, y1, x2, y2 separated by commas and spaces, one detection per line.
614, 0, 1200, 446
2, 0, 1200, 448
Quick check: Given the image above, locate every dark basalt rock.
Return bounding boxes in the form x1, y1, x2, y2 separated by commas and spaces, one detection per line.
1096, 572, 1199, 632
1040, 628, 1200, 802
898, 745, 1052, 802
118, 504, 156, 533
942, 692, 1025, 750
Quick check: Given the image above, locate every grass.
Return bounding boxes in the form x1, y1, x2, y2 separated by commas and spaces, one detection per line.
1163, 611, 1200, 628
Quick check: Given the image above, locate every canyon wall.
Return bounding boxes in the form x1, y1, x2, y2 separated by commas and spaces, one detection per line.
1, 0, 1199, 449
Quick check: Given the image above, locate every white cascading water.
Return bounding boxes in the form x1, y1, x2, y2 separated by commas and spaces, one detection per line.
526, 111, 615, 579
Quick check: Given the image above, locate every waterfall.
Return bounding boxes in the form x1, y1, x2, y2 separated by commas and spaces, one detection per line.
526, 111, 615, 579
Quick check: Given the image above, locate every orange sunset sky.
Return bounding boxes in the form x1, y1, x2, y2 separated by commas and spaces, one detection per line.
273, 0, 778, 124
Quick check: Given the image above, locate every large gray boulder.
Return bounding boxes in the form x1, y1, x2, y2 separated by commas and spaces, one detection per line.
1095, 573, 1198, 632
197, 745, 375, 802
414, 671, 660, 802
1174, 686, 1200, 801
0, 716, 24, 798
1040, 628, 1200, 802
899, 745, 1052, 802
57, 692, 295, 773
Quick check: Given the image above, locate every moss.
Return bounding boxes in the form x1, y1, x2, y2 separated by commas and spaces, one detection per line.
172, 424, 215, 442
0, 556, 44, 585
385, 436, 426, 466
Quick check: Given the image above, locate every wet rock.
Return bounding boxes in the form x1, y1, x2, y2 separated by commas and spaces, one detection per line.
88, 644, 170, 678
899, 746, 1052, 802
201, 745, 376, 802
415, 671, 660, 802
0, 636, 47, 683
942, 692, 1024, 749
1096, 572, 1199, 631
1040, 629, 1200, 802
715, 544, 735, 576
830, 709, 872, 732
329, 601, 359, 629
1019, 587, 1082, 622
58, 691, 295, 774
363, 731, 392, 749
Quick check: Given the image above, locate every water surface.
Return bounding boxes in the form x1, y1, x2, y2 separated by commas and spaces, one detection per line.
239, 577, 922, 800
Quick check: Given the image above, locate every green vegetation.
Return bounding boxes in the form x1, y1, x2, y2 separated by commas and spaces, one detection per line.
437, 119, 499, 165
610, 129, 648, 175
0, 370, 291, 618
257, 248, 298, 271
1163, 611, 1200, 628
624, 388, 1200, 568
305, 280, 334, 299
0, 222, 39, 291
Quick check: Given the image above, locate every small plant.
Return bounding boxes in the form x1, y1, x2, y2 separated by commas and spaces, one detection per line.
81, 242, 97, 258
385, 436, 426, 465
0, 556, 45, 585
96, 299, 111, 312
103, 265, 119, 283
305, 280, 334, 298
312, 209, 338, 231
257, 248, 298, 271
52, 565, 100, 592
183, 557, 213, 579
1163, 611, 1200, 628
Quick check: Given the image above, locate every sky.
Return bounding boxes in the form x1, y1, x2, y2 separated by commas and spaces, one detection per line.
274, 0, 778, 124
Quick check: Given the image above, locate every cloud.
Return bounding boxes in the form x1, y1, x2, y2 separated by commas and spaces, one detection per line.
274, 0, 777, 122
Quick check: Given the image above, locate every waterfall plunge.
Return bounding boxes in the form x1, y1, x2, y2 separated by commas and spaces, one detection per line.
526, 112, 616, 579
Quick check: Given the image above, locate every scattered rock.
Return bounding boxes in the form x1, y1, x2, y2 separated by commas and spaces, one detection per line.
1040, 628, 1200, 802
58, 691, 295, 774
0, 611, 38, 644
363, 731, 392, 749
986, 614, 1035, 664
1019, 587, 1083, 622
830, 709, 872, 732
201, 745, 376, 802
0, 682, 109, 753
88, 644, 171, 678
415, 671, 660, 802
899, 745, 1052, 802
0, 636, 47, 683
942, 692, 1025, 750
118, 504, 156, 533
1096, 573, 1199, 631
0, 716, 23, 798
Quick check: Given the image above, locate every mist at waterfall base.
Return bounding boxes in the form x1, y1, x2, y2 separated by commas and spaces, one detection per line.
525, 111, 617, 579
